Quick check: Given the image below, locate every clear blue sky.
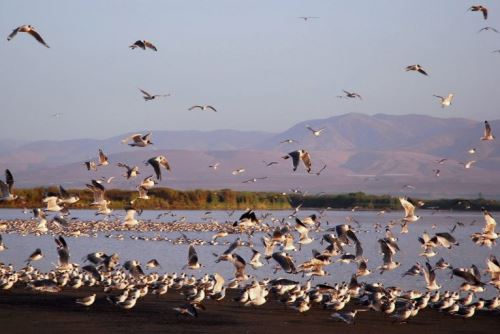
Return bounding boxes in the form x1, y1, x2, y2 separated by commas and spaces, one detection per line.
1, 0, 499, 140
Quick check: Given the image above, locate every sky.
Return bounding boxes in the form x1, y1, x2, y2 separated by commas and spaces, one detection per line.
1, 0, 499, 141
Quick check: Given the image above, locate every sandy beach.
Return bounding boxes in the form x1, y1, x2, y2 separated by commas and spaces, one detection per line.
0, 287, 499, 334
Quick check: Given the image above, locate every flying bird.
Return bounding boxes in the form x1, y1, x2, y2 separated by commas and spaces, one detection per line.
433, 94, 454, 108
280, 139, 299, 144
297, 16, 320, 21
139, 89, 170, 101
0, 170, 17, 201
282, 149, 312, 173
478, 26, 498, 33
7, 25, 49, 48
98, 149, 109, 166
468, 5, 488, 20
460, 160, 476, 169
129, 40, 157, 51
405, 64, 428, 76
306, 125, 325, 137
189, 105, 217, 112
186, 245, 202, 269
146, 156, 171, 180
399, 197, 420, 222
339, 90, 362, 100
481, 121, 495, 140
121, 133, 153, 147
232, 168, 245, 175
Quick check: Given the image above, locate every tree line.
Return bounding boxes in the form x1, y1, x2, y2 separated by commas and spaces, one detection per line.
1, 188, 499, 211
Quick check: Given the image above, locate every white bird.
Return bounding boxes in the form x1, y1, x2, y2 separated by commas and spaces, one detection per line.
97, 149, 109, 166
460, 160, 476, 169
232, 168, 245, 175
0, 170, 18, 202
189, 105, 217, 112
433, 94, 453, 108
121, 133, 153, 147
399, 197, 420, 223
209, 162, 220, 170
123, 207, 139, 227
7, 25, 49, 48
186, 245, 202, 269
76, 294, 96, 306
306, 125, 325, 136
481, 121, 495, 141
117, 163, 140, 179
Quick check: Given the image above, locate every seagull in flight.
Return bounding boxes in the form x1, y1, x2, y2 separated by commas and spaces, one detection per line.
297, 16, 319, 21
280, 139, 299, 144
209, 162, 220, 170
0, 169, 18, 202
481, 121, 495, 141
468, 5, 488, 20
460, 160, 476, 169
121, 133, 153, 147
405, 64, 428, 76
433, 94, 454, 108
146, 156, 171, 180
306, 125, 325, 137
139, 89, 170, 101
282, 150, 312, 173
478, 26, 498, 33
242, 177, 268, 183
189, 105, 217, 112
129, 40, 157, 51
7, 25, 49, 48
232, 168, 245, 175
338, 90, 362, 100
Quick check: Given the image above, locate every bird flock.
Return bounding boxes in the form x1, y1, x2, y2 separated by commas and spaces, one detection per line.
1, 3, 499, 327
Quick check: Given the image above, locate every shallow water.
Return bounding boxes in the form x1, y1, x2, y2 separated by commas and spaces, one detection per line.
0, 208, 498, 298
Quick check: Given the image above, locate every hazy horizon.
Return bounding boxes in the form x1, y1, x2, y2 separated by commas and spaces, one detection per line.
1, 0, 500, 141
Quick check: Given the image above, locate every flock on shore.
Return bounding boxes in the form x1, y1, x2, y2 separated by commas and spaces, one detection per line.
1, 2, 499, 326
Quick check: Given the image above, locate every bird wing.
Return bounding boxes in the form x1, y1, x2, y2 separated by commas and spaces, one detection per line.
144, 41, 157, 51
418, 68, 428, 76
306, 126, 316, 133
131, 40, 145, 49
159, 156, 171, 171
139, 89, 152, 97
206, 106, 217, 112
27, 29, 49, 48
5, 169, 14, 192
484, 121, 493, 137
0, 181, 9, 197
301, 151, 312, 173
399, 197, 415, 217
272, 252, 293, 273
147, 158, 162, 180
483, 211, 497, 234
59, 185, 70, 199
121, 133, 142, 144
189, 105, 203, 111
98, 149, 108, 163
7, 26, 21, 40
188, 245, 198, 265
288, 151, 300, 171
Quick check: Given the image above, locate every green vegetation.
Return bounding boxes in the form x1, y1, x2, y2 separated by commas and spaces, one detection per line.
1, 188, 500, 211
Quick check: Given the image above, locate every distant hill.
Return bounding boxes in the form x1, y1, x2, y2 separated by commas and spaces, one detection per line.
2, 113, 499, 198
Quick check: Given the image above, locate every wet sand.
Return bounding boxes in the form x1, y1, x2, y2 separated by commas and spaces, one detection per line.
1, 287, 499, 334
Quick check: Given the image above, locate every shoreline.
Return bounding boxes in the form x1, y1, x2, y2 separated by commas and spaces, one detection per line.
1, 287, 499, 334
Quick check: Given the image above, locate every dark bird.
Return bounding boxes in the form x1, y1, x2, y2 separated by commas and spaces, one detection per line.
146, 156, 171, 180
469, 5, 488, 20
405, 64, 428, 76
129, 40, 157, 51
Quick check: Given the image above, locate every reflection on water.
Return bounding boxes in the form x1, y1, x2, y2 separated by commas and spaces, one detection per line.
0, 209, 498, 298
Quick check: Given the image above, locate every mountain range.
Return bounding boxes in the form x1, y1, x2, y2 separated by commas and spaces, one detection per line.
1, 113, 499, 198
